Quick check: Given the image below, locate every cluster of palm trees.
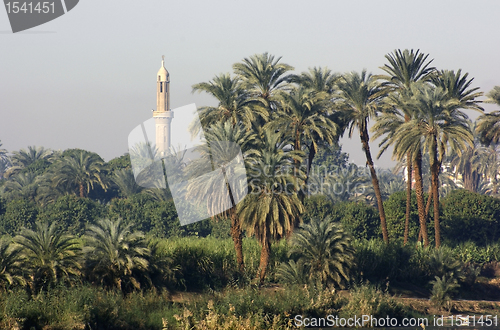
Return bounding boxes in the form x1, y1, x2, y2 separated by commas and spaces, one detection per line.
2, 49, 500, 286
187, 50, 497, 283
0, 219, 154, 294
0, 147, 109, 204
0, 146, 169, 204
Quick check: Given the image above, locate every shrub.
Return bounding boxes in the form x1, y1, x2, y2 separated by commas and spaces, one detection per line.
108, 194, 211, 238
339, 284, 409, 321
384, 191, 419, 241
331, 202, 380, 240
352, 239, 412, 284
0, 199, 37, 235
430, 274, 460, 311
0, 285, 178, 330
441, 190, 500, 244
383, 191, 434, 242
302, 195, 335, 223
37, 195, 105, 236
283, 217, 355, 288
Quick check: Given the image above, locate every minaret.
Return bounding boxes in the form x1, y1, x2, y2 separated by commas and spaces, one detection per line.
153, 56, 174, 156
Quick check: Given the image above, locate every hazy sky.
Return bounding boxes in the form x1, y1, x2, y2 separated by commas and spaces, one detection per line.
1, 0, 499, 167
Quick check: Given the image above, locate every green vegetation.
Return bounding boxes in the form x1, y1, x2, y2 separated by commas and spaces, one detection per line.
1, 50, 500, 328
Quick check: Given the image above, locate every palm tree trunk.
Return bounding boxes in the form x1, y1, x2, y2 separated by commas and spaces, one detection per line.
360, 128, 389, 243
258, 238, 271, 285
425, 185, 432, 218
79, 183, 85, 198
431, 139, 441, 248
414, 149, 429, 247
404, 154, 412, 245
229, 209, 245, 273
418, 184, 432, 244
224, 169, 245, 273
305, 142, 316, 186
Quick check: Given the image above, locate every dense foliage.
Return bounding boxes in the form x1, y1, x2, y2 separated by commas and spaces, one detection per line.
1, 49, 500, 328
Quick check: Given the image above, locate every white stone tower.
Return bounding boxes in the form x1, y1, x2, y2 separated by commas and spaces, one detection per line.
153, 56, 174, 156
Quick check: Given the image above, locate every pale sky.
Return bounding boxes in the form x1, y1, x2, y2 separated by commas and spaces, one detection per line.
1, 0, 499, 167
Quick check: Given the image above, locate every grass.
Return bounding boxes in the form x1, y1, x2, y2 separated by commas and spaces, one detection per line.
0, 236, 499, 329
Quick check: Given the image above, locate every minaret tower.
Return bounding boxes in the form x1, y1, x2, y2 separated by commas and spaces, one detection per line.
153, 56, 174, 156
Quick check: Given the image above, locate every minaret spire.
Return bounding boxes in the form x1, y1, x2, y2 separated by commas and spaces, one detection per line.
153, 56, 173, 156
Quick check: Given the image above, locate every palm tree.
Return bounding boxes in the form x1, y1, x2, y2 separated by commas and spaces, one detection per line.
0, 238, 26, 290
6, 146, 53, 177
52, 150, 108, 197
287, 216, 354, 288
419, 70, 483, 230
289, 67, 339, 93
266, 86, 337, 182
14, 222, 81, 293
0, 171, 39, 202
10, 145, 53, 167
276, 259, 308, 285
391, 84, 473, 247
335, 70, 389, 243
473, 144, 500, 195
186, 122, 257, 272
0, 140, 8, 178
112, 168, 143, 198
477, 86, 500, 146
449, 124, 485, 193
84, 218, 150, 293
237, 131, 305, 284
375, 49, 436, 245
0, 159, 10, 180
0, 140, 7, 160
233, 52, 293, 132
192, 73, 265, 132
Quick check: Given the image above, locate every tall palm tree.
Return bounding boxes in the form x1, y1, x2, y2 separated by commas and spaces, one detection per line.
335, 70, 389, 243
233, 53, 293, 134
376, 92, 432, 246
375, 49, 436, 245
84, 218, 150, 293
238, 131, 305, 284
14, 222, 81, 293
192, 73, 265, 132
0, 238, 26, 290
266, 86, 337, 182
477, 86, 500, 146
391, 84, 473, 247
52, 150, 108, 197
287, 216, 354, 288
423, 70, 483, 222
186, 122, 257, 273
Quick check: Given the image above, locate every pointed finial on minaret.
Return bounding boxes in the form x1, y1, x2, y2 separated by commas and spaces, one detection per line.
162, 55, 165, 65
